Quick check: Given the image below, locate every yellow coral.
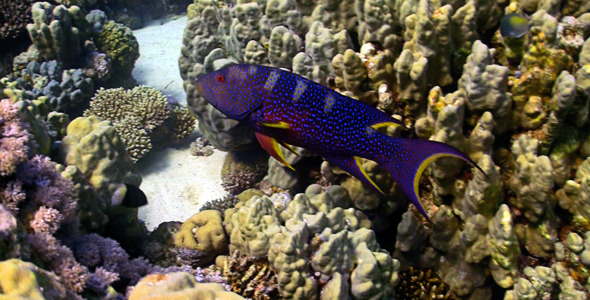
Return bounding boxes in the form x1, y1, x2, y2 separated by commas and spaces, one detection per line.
174, 210, 228, 255
0, 259, 69, 300
129, 272, 245, 300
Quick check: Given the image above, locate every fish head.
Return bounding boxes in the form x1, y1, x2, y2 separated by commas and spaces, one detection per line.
195, 64, 259, 121
500, 13, 529, 38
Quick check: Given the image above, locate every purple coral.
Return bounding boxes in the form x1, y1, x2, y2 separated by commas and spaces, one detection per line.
27, 233, 89, 293
73, 233, 151, 285
17, 155, 78, 227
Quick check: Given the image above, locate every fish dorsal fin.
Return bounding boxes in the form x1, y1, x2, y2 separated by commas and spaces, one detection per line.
261, 121, 290, 129
255, 132, 295, 171
370, 121, 401, 131
324, 154, 384, 194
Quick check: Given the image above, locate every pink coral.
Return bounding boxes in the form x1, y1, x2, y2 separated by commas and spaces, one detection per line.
0, 180, 25, 214
0, 99, 29, 176
30, 206, 64, 234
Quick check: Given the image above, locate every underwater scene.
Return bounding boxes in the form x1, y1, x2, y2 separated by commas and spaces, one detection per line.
2, 0, 590, 299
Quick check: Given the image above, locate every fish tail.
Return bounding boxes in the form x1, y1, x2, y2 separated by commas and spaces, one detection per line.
377, 137, 484, 221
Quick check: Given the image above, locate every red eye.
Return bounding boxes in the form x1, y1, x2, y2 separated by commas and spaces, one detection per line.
215, 75, 224, 83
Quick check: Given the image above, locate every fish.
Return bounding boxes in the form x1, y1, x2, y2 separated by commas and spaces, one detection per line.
195, 64, 484, 220
111, 183, 148, 208
500, 13, 529, 38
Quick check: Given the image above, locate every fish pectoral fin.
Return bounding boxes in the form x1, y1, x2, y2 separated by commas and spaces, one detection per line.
261, 121, 290, 129
325, 154, 384, 194
255, 132, 295, 171
280, 142, 300, 157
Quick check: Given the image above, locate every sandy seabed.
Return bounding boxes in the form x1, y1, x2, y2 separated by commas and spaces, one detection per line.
132, 16, 227, 230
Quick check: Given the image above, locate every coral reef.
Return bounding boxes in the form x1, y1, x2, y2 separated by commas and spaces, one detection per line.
0, 0, 34, 45
218, 251, 281, 300
94, 20, 139, 77
173, 210, 229, 264
4, 0, 590, 299
224, 185, 399, 299
26, 2, 88, 66
129, 272, 243, 300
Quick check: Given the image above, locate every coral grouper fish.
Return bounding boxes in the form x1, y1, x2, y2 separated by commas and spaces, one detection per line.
196, 64, 483, 220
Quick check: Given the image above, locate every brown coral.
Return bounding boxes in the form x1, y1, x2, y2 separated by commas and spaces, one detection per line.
220, 251, 281, 300
0, 0, 34, 42
84, 86, 171, 161
395, 267, 455, 300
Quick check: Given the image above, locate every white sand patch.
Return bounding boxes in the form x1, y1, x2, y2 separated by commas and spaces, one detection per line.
136, 146, 227, 230
132, 16, 188, 105
132, 16, 228, 230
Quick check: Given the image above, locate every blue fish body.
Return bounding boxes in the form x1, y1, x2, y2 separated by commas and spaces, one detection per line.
196, 64, 483, 220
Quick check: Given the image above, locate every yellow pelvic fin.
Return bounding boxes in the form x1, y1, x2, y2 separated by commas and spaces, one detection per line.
371, 121, 401, 130
261, 121, 291, 129
280, 142, 300, 157
255, 132, 295, 171
354, 156, 384, 194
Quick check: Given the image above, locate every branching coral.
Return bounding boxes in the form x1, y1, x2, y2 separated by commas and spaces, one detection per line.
0, 104, 90, 293
83, 86, 190, 162
395, 267, 454, 299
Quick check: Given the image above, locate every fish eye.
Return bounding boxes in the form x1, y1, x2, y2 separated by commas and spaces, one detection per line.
215, 74, 225, 83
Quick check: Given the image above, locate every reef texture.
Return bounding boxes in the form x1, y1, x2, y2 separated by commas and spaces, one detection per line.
2, 0, 590, 299
26, 2, 88, 65
224, 185, 400, 299
59, 115, 140, 199
177, 1, 590, 299
0, 0, 34, 44
83, 86, 195, 162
